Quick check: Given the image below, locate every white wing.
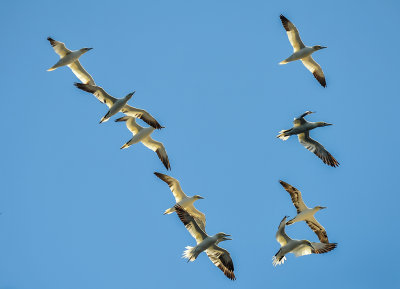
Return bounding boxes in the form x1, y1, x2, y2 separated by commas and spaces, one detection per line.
68, 61, 95, 85
279, 180, 308, 213
74, 83, 117, 108
206, 245, 236, 280
301, 56, 326, 87
280, 15, 305, 52
298, 131, 339, 167
186, 205, 206, 232
276, 216, 291, 247
47, 37, 71, 57
154, 172, 187, 202
142, 137, 171, 170
293, 244, 313, 257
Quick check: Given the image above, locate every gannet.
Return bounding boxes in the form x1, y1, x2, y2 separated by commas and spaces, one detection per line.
277, 111, 339, 167
47, 37, 95, 85
279, 180, 330, 243
273, 216, 337, 266
279, 15, 327, 87
154, 172, 205, 230
74, 83, 163, 129
115, 116, 170, 170
175, 205, 235, 280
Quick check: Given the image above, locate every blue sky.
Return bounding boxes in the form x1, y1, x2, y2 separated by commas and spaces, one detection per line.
1, 0, 399, 288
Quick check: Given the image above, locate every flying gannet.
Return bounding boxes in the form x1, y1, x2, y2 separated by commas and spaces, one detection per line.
273, 216, 337, 266
277, 111, 339, 167
175, 205, 235, 280
47, 37, 95, 85
154, 172, 205, 230
279, 180, 330, 243
74, 83, 163, 129
115, 116, 170, 170
279, 15, 327, 87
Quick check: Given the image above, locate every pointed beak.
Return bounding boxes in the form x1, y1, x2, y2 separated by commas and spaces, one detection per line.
321, 46, 327, 49
223, 234, 232, 241
87, 48, 93, 51
197, 196, 204, 199
325, 123, 333, 126
320, 206, 327, 209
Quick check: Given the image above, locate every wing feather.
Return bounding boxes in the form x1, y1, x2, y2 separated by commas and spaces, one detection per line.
206, 245, 236, 280
68, 61, 95, 85
298, 132, 339, 167
47, 37, 71, 57
74, 83, 116, 108
122, 106, 163, 129
279, 180, 308, 213
301, 56, 326, 87
276, 216, 291, 246
174, 205, 207, 244
142, 137, 171, 170
306, 216, 329, 243
280, 15, 305, 52
311, 242, 337, 254
154, 172, 186, 202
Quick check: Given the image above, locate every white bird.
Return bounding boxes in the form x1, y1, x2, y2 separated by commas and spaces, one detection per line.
175, 205, 235, 280
279, 15, 327, 87
74, 83, 163, 129
277, 111, 339, 167
273, 216, 337, 266
116, 116, 170, 170
47, 37, 95, 85
154, 172, 205, 230
279, 180, 330, 243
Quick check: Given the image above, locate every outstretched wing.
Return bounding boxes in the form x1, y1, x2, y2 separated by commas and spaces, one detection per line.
306, 216, 329, 243
206, 245, 236, 280
298, 131, 339, 167
47, 37, 71, 57
142, 137, 171, 170
301, 56, 326, 87
311, 242, 337, 254
174, 205, 207, 244
279, 180, 308, 213
68, 61, 95, 85
280, 15, 305, 52
74, 83, 117, 108
276, 216, 291, 246
122, 106, 163, 129
187, 206, 206, 232
154, 172, 186, 202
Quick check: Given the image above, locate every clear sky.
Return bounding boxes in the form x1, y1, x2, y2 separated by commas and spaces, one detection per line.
1, 0, 399, 288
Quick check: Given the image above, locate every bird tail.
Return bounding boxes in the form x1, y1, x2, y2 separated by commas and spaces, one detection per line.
100, 111, 111, 123
272, 250, 286, 266
182, 246, 198, 262
279, 59, 289, 65
47, 66, 57, 71
276, 130, 291, 140
163, 206, 175, 215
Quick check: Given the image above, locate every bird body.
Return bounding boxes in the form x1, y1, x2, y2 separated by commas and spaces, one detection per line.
279, 46, 315, 64
100, 92, 134, 123
164, 196, 200, 215
273, 216, 337, 266
47, 37, 95, 85
287, 207, 321, 224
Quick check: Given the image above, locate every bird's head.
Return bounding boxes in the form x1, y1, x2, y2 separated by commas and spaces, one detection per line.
193, 195, 204, 200
312, 45, 327, 50
316, 122, 333, 127
315, 206, 327, 211
216, 232, 232, 242
125, 91, 136, 100
80, 47, 93, 53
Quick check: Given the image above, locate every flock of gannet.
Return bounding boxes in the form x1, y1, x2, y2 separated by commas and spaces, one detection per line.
46, 13, 338, 281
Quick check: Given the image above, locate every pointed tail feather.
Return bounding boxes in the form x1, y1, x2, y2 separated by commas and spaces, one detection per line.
47, 66, 56, 71
163, 207, 175, 215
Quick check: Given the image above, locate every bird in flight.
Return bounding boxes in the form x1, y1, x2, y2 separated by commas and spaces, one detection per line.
277, 111, 339, 167
279, 15, 327, 87
273, 216, 337, 266
47, 37, 95, 85
175, 205, 235, 280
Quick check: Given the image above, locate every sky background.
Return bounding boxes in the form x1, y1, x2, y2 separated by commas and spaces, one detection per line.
1, 0, 399, 288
